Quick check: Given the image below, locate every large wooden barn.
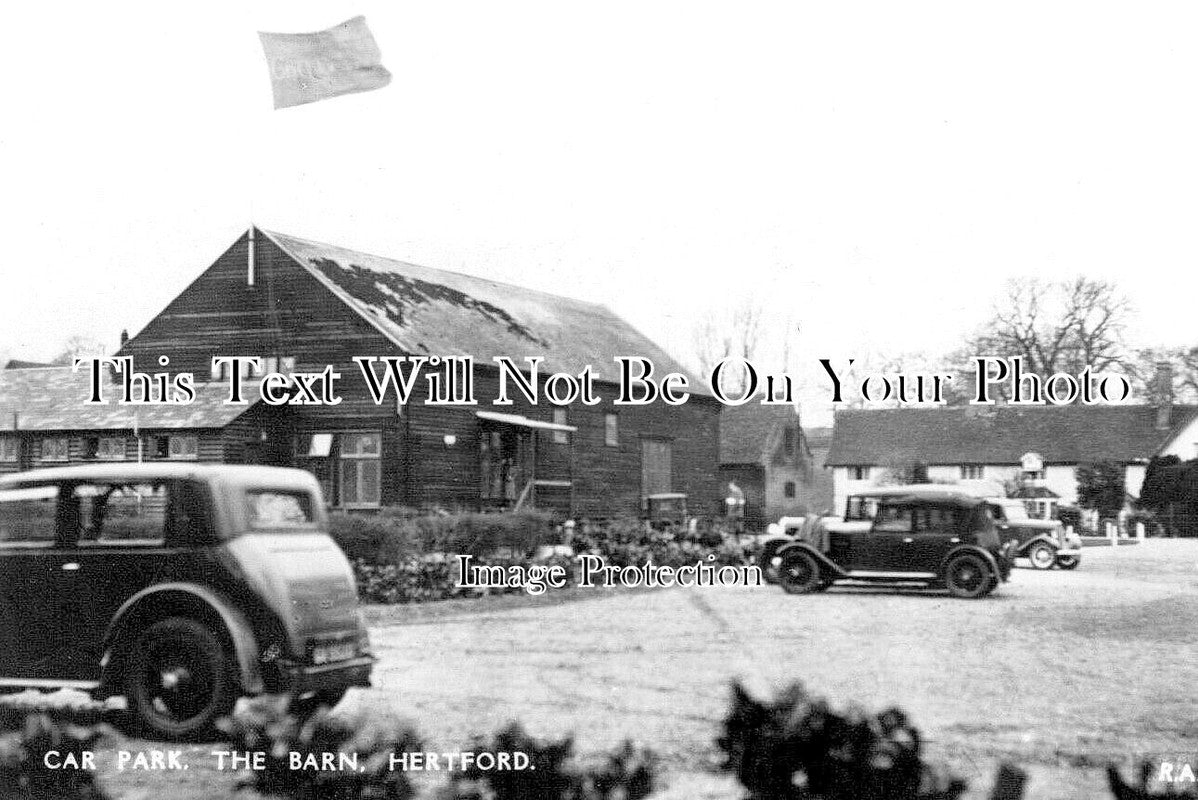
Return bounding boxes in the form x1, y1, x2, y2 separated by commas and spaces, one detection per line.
13, 228, 723, 518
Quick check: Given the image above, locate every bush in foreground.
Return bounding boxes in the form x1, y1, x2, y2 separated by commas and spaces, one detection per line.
0, 711, 112, 800
217, 695, 422, 800
717, 680, 968, 800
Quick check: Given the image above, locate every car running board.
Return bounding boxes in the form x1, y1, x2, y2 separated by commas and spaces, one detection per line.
843, 570, 938, 580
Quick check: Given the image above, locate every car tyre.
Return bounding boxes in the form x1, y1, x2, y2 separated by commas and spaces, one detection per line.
1026, 542, 1056, 570
779, 550, 824, 595
1055, 555, 1080, 570
944, 553, 995, 599
124, 617, 239, 741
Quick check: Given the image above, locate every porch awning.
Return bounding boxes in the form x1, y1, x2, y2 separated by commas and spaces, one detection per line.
476, 410, 577, 432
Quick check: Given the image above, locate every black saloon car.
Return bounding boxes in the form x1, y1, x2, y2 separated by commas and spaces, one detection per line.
775, 491, 1014, 598
0, 464, 374, 740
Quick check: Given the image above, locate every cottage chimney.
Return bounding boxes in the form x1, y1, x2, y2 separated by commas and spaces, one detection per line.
1153, 360, 1174, 430
119, 329, 129, 347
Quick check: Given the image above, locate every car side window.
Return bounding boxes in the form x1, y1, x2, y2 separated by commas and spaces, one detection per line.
914, 506, 957, 533
74, 482, 167, 546
0, 485, 60, 547
873, 505, 912, 533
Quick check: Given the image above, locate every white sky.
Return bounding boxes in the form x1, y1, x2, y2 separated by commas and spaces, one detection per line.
3, 2, 1197, 424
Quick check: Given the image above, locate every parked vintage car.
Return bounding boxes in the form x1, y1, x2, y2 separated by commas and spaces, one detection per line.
758, 486, 959, 583
774, 490, 1014, 598
0, 463, 374, 740
985, 497, 1082, 570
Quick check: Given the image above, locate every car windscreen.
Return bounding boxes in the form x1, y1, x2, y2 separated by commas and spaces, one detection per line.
845, 496, 880, 521
244, 489, 319, 530
997, 501, 1029, 521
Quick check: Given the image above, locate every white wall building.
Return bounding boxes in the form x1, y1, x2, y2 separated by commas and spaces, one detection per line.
825, 402, 1197, 518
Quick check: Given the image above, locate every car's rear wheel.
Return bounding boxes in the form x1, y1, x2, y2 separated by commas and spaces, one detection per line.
1026, 542, 1056, 570
759, 540, 787, 584
1055, 554, 1080, 570
125, 617, 239, 741
779, 550, 824, 594
944, 553, 995, 599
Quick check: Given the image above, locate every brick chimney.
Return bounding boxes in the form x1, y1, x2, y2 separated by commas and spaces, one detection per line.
1153, 361, 1174, 430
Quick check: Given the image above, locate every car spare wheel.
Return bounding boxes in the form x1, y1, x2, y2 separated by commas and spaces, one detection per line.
124, 617, 239, 741
1055, 554, 1080, 570
779, 550, 824, 595
1026, 542, 1056, 570
944, 553, 995, 599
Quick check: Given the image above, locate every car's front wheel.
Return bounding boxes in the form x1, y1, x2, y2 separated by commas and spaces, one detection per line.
779, 550, 824, 595
1026, 542, 1056, 570
944, 553, 995, 599
124, 617, 239, 741
1055, 554, 1080, 570
759, 540, 787, 584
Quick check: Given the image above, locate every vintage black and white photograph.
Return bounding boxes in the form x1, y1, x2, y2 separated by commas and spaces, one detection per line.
2, 4, 1197, 799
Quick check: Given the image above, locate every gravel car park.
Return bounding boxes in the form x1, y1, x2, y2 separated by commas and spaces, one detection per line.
12, 539, 1184, 800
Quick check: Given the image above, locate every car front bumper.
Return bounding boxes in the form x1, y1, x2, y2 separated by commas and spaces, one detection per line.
1054, 548, 1082, 558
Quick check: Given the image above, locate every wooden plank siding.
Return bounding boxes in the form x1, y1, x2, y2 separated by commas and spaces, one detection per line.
400, 370, 722, 517
115, 230, 723, 517
0, 429, 226, 473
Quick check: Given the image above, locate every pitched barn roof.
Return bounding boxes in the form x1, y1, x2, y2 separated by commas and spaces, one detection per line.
826, 405, 1198, 467
263, 230, 704, 390
0, 367, 260, 432
719, 402, 800, 464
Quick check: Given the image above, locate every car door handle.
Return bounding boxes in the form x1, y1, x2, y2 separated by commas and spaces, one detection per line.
61, 562, 80, 572
902, 537, 913, 543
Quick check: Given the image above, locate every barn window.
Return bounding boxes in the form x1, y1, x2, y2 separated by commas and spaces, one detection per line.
848, 465, 870, 481
84, 437, 126, 460
40, 437, 68, 462
99, 437, 126, 460
784, 481, 796, 499
552, 409, 569, 444
168, 435, 198, 459
604, 414, 619, 447
263, 356, 297, 374
0, 436, 17, 462
960, 464, 984, 480
294, 432, 382, 508
339, 432, 381, 508
641, 438, 672, 496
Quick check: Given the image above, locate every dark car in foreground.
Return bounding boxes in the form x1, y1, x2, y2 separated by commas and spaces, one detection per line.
0, 463, 374, 740
775, 490, 1013, 599
985, 498, 1082, 570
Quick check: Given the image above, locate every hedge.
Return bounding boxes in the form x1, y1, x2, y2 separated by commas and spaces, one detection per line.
337, 510, 758, 605
1, 684, 1183, 799
330, 508, 558, 564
